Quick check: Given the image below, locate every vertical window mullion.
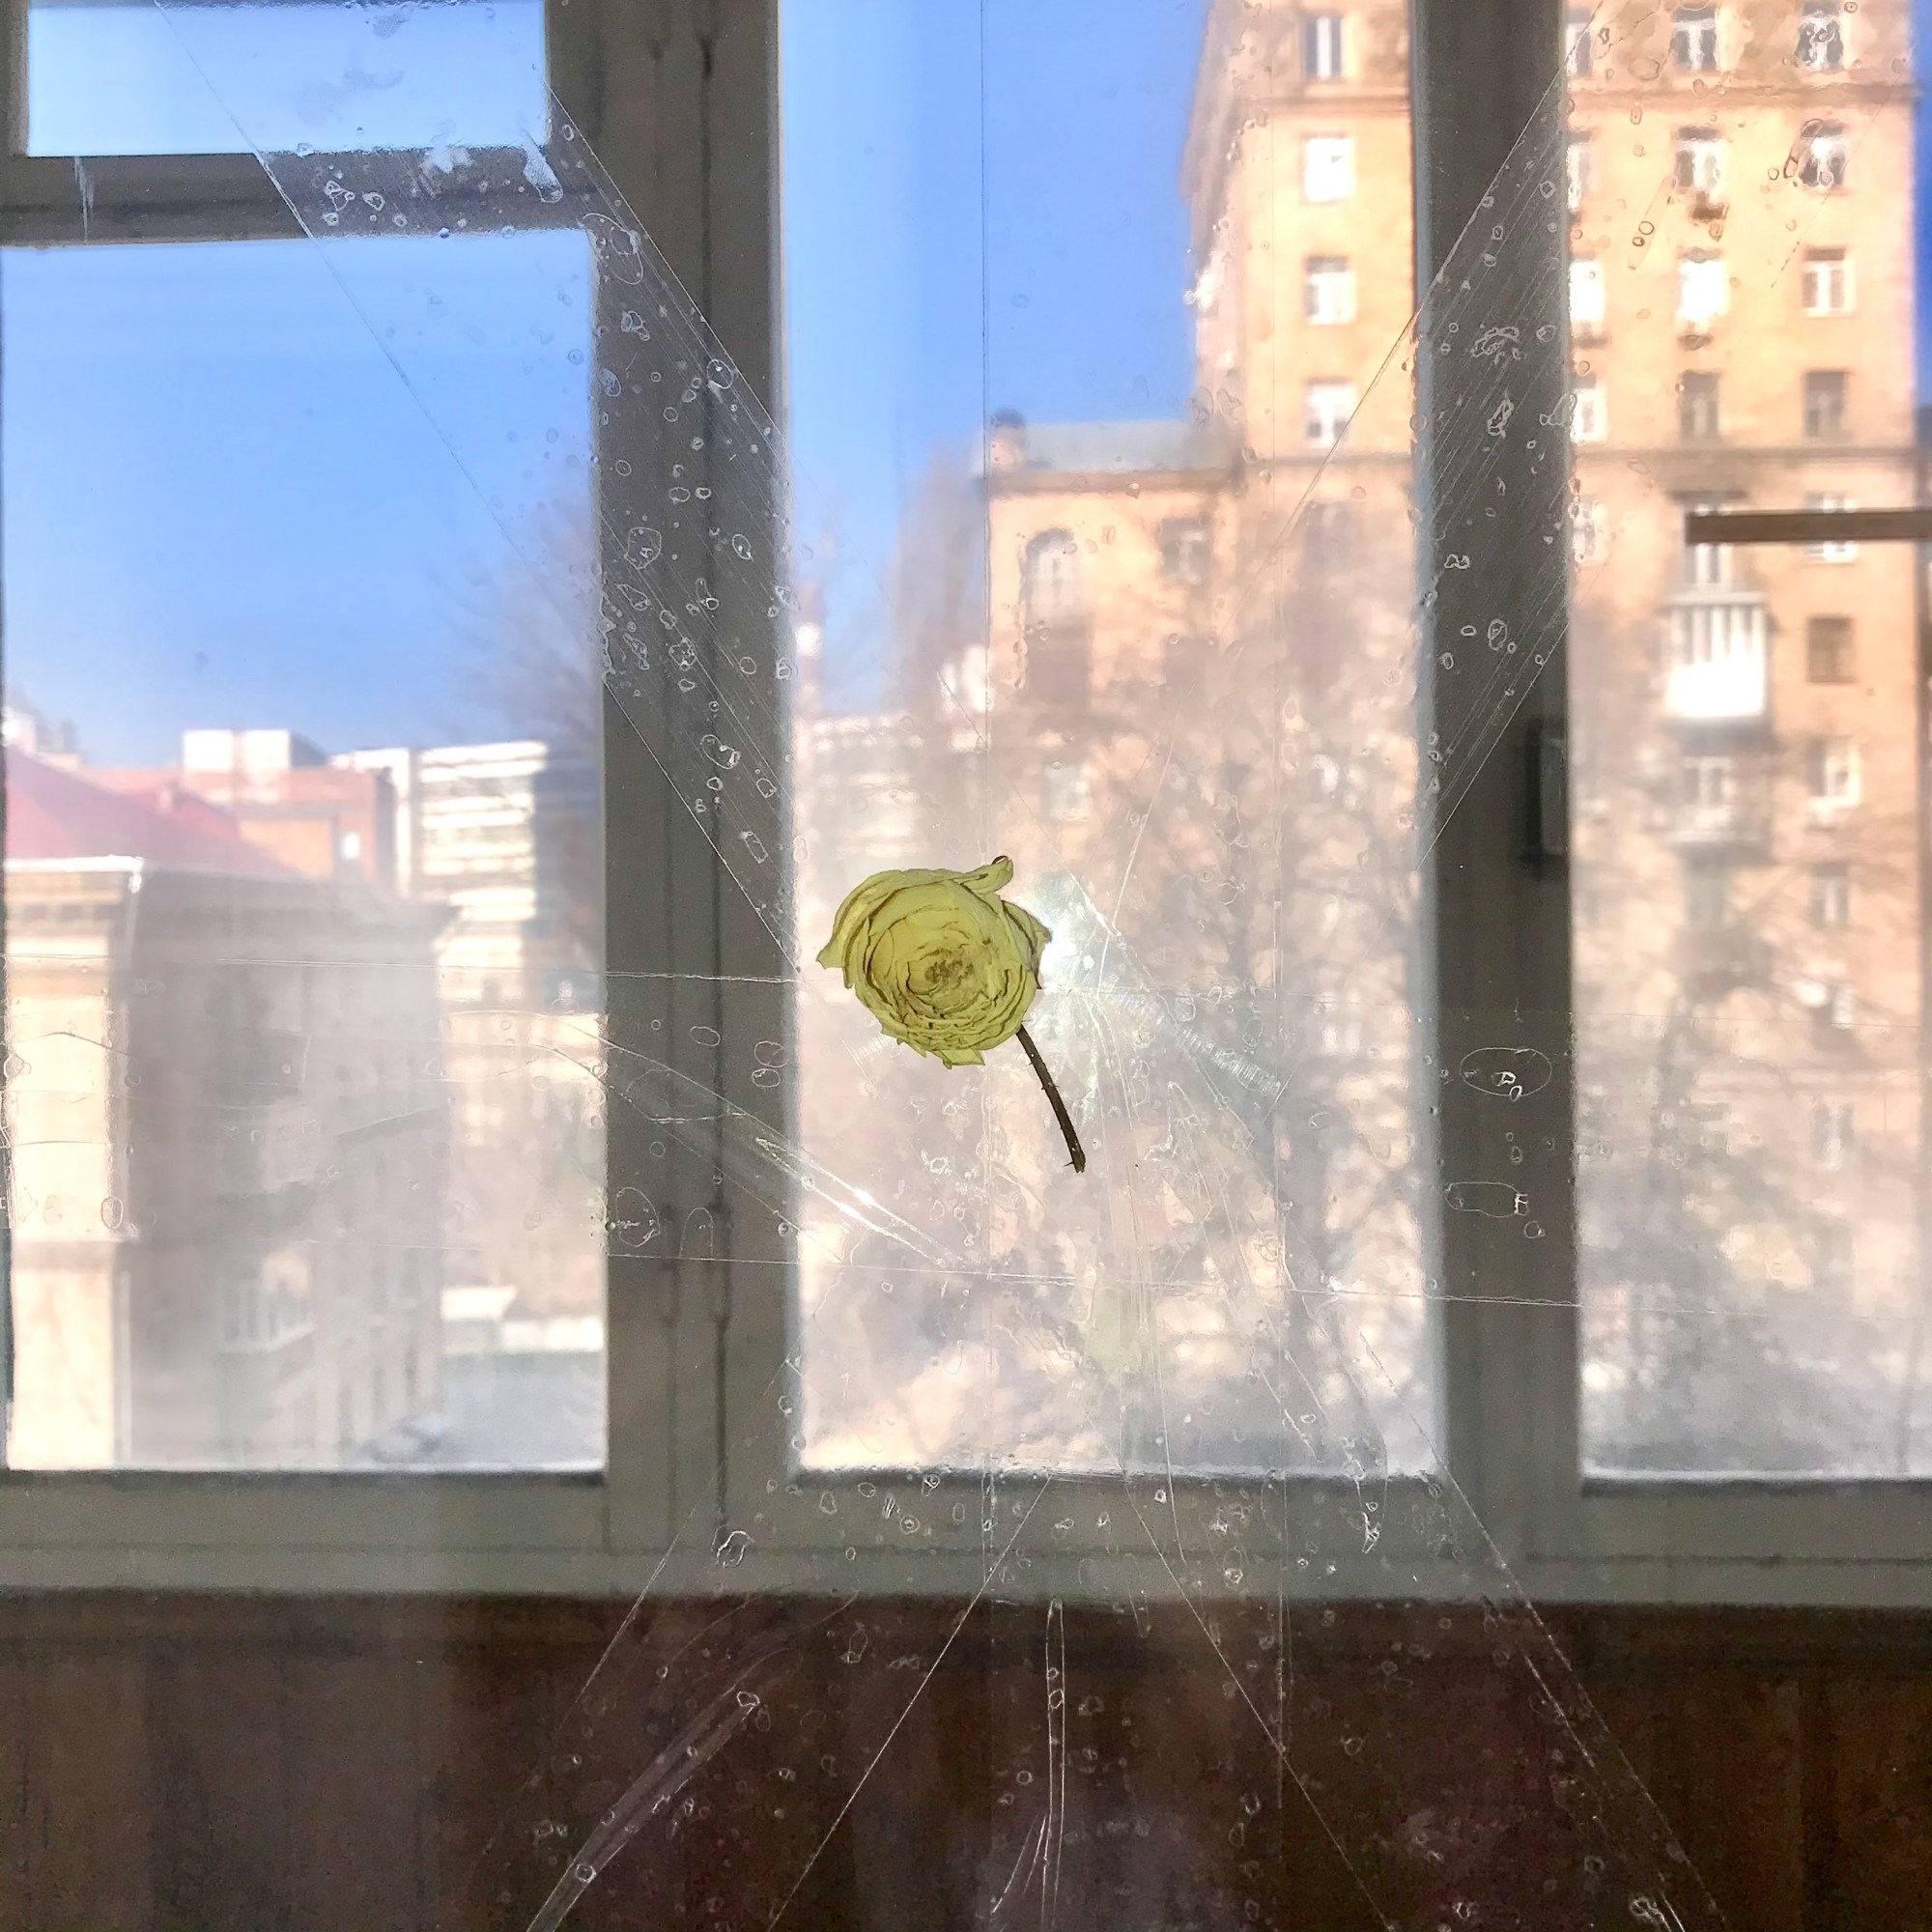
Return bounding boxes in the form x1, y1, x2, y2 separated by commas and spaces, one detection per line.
1411, 0, 1573, 1552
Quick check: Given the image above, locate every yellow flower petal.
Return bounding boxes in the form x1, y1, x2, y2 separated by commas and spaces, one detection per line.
816, 856, 1050, 1065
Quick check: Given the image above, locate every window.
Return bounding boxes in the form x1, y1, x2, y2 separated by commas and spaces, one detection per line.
1806, 615, 1855, 682
4, 75, 608, 1477
1677, 252, 1727, 336
1303, 12, 1346, 79
1156, 516, 1211, 584
1569, 256, 1605, 336
1564, 7, 1595, 75
1811, 863, 1853, 927
9, 0, 1929, 1704
1803, 369, 1849, 438
1813, 1100, 1857, 1171
1304, 378, 1357, 445
24, 0, 546, 156
1305, 253, 1357, 323
1570, 494, 1608, 565
1684, 861, 1732, 927
1798, 120, 1849, 188
1022, 528, 1089, 626
1020, 530, 1094, 706
1570, 372, 1606, 441
1805, 491, 1861, 559
1671, 6, 1720, 71
1682, 753, 1735, 809
1302, 134, 1355, 201
1807, 735, 1861, 810
1797, 3, 1846, 70
1674, 128, 1726, 201
1678, 369, 1721, 440
1565, 131, 1596, 212
1685, 535, 1733, 587
1802, 247, 1853, 315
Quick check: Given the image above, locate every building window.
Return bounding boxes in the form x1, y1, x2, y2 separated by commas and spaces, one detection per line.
1569, 256, 1605, 336
1802, 247, 1853, 315
1674, 128, 1726, 201
1813, 1100, 1856, 1171
1806, 615, 1855, 683
1304, 380, 1357, 446
1022, 528, 1089, 627
1684, 861, 1732, 928
1797, 3, 1845, 70
1804, 491, 1860, 559
1564, 6, 1595, 74
1570, 495, 1607, 566
1680, 754, 1737, 834
1302, 134, 1355, 201
1565, 132, 1595, 213
1671, 6, 1719, 71
1806, 735, 1861, 810
1304, 12, 1346, 79
1797, 121, 1849, 188
1570, 373, 1605, 442
1305, 254, 1356, 324
1810, 862, 1853, 927
1678, 370, 1721, 440
1803, 370, 1849, 439
1685, 537, 1732, 588
1156, 516, 1211, 585
1677, 252, 1727, 337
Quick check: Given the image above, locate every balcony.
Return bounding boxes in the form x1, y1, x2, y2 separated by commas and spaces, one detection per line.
1676, 925, 1772, 991
1669, 800, 1771, 850
1664, 593, 1768, 724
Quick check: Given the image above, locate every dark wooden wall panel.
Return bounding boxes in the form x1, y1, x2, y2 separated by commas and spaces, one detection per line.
0, 1595, 1930, 1931
0, 1653, 29, 1927
28, 1651, 153, 1930
148, 1650, 290, 1932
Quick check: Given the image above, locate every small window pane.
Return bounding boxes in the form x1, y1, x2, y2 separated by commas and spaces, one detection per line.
1571, 10, 1925, 1478
3, 234, 604, 1470
25, 0, 546, 157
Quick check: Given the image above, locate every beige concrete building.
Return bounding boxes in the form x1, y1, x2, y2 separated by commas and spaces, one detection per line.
797, 0, 1926, 1473
4, 753, 447, 1467
1563, 0, 1924, 1468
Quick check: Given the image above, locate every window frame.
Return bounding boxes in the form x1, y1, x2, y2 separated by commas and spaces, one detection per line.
0, 0, 775, 1594
6, 0, 1932, 1610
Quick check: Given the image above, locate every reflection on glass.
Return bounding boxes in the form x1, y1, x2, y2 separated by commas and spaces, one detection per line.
1570, 0, 1927, 1474
781, 0, 1433, 1475
26, 0, 545, 157
2, 234, 604, 1469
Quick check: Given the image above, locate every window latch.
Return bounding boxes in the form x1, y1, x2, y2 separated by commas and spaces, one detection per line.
1521, 719, 1568, 871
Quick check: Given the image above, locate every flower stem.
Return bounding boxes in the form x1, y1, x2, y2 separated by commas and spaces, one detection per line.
1015, 1025, 1087, 1175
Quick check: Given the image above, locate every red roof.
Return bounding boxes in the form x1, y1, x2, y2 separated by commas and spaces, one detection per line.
6, 753, 293, 877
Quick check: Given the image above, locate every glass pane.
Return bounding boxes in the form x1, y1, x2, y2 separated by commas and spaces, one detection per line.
25, 0, 545, 157
782, 0, 1438, 1477
3, 230, 605, 1468
1569, 2, 1929, 1474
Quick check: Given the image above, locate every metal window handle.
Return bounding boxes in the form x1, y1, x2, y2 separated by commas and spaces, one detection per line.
1522, 719, 1568, 870
1685, 507, 1932, 546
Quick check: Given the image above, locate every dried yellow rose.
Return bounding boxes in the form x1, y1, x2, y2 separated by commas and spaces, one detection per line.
816, 856, 1048, 1065
816, 855, 1085, 1171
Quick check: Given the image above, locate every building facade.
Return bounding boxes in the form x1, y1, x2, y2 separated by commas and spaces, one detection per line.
795, 0, 1925, 1477
4, 753, 447, 1467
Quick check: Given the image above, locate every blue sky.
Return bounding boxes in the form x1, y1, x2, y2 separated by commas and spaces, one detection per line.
3, 0, 1205, 764
6, 0, 1929, 763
